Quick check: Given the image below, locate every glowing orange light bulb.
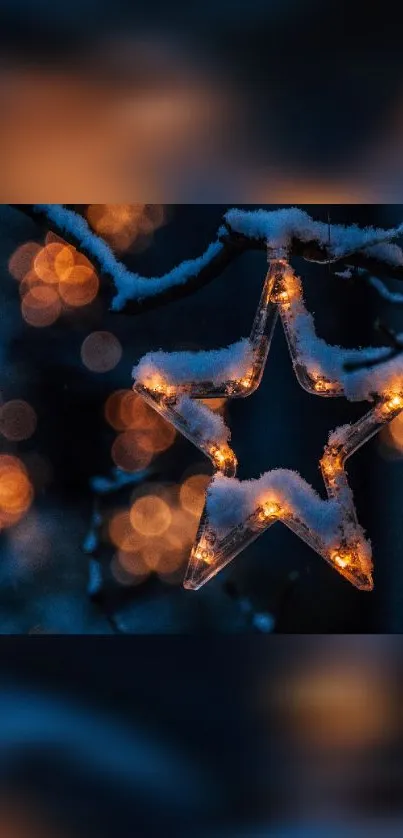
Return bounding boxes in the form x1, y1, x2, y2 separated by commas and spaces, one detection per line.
147, 376, 174, 398
331, 548, 352, 569
258, 498, 282, 521
313, 377, 336, 393
381, 392, 403, 416
194, 545, 212, 564
321, 453, 342, 479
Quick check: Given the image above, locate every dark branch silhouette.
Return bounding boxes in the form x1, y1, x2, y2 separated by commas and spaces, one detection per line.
10, 204, 403, 315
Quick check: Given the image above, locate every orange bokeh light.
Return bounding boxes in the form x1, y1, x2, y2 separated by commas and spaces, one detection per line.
0, 399, 37, 441
58, 264, 99, 307
112, 551, 151, 587
10, 233, 100, 328
81, 331, 122, 373
111, 431, 153, 472
8, 241, 41, 281
34, 242, 68, 284
135, 419, 176, 454
179, 473, 210, 518
119, 391, 155, 430
86, 204, 165, 252
104, 390, 131, 431
0, 455, 33, 528
19, 269, 44, 298
21, 285, 61, 327
199, 397, 227, 413
105, 390, 176, 464
130, 494, 172, 536
108, 509, 144, 551
54, 244, 76, 280
389, 413, 403, 450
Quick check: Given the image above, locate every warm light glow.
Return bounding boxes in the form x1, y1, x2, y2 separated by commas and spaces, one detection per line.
8, 241, 41, 281
321, 451, 343, 479
271, 274, 300, 307
193, 544, 213, 564
86, 204, 165, 252
111, 430, 154, 472
146, 376, 175, 398
0, 455, 33, 528
130, 494, 172, 536
180, 473, 210, 517
105, 390, 136, 431
210, 447, 226, 466
105, 389, 176, 458
199, 398, 226, 412
116, 548, 150, 583
388, 412, 403, 450
331, 548, 352, 569
11, 236, 100, 329
240, 375, 252, 389
108, 510, 143, 551
381, 391, 403, 416
258, 498, 282, 521
34, 243, 68, 284
313, 377, 337, 394
277, 656, 396, 751
273, 288, 289, 305
134, 417, 176, 455
58, 262, 99, 307
209, 444, 235, 471
21, 285, 61, 327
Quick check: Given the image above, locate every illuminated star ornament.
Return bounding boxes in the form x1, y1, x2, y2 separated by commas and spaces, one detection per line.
31, 205, 403, 592
133, 254, 403, 593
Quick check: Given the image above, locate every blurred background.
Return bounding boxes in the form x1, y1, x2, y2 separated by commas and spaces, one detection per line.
0, 0, 403, 201
2, 636, 403, 836
1, 203, 403, 633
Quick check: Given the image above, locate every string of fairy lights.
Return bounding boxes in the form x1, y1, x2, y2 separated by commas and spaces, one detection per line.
133, 248, 403, 593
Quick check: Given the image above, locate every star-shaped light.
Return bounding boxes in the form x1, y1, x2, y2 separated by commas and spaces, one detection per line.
133, 249, 403, 593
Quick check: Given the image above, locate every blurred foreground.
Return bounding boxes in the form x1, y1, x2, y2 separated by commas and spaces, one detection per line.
1, 636, 403, 836
1, 1, 403, 201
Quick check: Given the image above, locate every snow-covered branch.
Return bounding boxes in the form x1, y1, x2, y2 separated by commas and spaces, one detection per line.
10, 204, 403, 314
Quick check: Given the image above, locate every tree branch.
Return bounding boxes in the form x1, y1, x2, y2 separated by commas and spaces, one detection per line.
9, 204, 403, 315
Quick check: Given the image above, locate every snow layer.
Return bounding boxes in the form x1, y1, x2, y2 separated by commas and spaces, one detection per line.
35, 205, 403, 312
176, 396, 230, 444
342, 343, 403, 402
34, 204, 224, 311
132, 338, 253, 386
225, 208, 403, 261
206, 471, 341, 543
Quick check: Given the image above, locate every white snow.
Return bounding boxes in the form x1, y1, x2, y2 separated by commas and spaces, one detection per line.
34, 204, 224, 311
132, 338, 253, 387
34, 205, 403, 312
205, 471, 342, 544
225, 208, 403, 261
342, 344, 403, 402
176, 396, 230, 445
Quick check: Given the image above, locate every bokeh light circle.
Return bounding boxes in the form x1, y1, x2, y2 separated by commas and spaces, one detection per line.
180, 474, 210, 517
8, 242, 41, 281
21, 285, 61, 327
81, 331, 122, 373
0, 455, 33, 527
130, 495, 172, 536
111, 431, 153, 472
0, 400, 37, 441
